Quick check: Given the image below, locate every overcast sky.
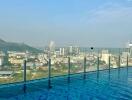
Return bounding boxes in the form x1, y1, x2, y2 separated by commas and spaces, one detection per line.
0, 0, 132, 47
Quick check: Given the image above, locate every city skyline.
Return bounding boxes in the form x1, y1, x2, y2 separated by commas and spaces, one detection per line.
0, 0, 132, 47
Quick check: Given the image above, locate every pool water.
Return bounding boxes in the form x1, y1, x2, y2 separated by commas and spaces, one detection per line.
0, 67, 132, 100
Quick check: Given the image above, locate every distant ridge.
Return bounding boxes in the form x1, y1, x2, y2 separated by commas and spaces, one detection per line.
0, 39, 6, 43
0, 39, 42, 53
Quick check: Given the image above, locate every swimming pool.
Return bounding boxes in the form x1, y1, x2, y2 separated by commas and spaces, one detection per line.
0, 67, 132, 100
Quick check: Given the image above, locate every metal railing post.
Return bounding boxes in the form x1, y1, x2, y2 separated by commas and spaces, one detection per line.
108, 55, 111, 81
97, 56, 99, 71
83, 56, 86, 79
127, 54, 129, 74
97, 56, 99, 79
118, 55, 120, 74
127, 54, 129, 67
48, 59, 52, 89
68, 57, 71, 83
109, 56, 111, 74
24, 60, 27, 83
23, 60, 27, 93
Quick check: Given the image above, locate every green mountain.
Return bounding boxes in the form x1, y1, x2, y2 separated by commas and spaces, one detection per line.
0, 39, 42, 53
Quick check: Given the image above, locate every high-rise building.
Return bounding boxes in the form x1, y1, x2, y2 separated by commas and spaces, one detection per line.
48, 41, 55, 58
68, 46, 80, 55
49, 41, 55, 52
59, 48, 65, 56
74, 46, 80, 55
69, 46, 73, 54
101, 50, 110, 64
128, 42, 132, 57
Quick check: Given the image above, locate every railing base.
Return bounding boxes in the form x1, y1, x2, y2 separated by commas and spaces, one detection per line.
68, 77, 70, 83
23, 84, 27, 93
48, 80, 52, 89
83, 74, 86, 79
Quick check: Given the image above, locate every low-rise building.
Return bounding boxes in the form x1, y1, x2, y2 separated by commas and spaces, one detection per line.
0, 57, 4, 66
8, 51, 27, 65
0, 51, 5, 66
0, 71, 14, 78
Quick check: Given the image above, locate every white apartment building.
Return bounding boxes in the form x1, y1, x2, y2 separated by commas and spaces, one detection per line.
0, 57, 4, 66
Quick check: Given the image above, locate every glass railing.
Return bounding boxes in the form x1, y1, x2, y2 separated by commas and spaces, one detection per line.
51, 57, 68, 77
25, 53, 49, 80
0, 47, 131, 85
70, 56, 84, 74
86, 48, 97, 72
0, 53, 23, 84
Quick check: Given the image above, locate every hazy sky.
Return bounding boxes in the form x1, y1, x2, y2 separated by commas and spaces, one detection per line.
0, 0, 132, 47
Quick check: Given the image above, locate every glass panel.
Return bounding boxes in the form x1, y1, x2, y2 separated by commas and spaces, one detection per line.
128, 57, 132, 66
0, 51, 24, 84
120, 48, 128, 67
86, 48, 98, 72
110, 48, 120, 69
99, 48, 109, 70
129, 48, 132, 66
51, 57, 68, 77
69, 47, 83, 74
70, 56, 84, 74
26, 52, 48, 81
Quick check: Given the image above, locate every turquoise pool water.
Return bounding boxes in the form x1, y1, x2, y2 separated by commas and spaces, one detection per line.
0, 67, 132, 100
